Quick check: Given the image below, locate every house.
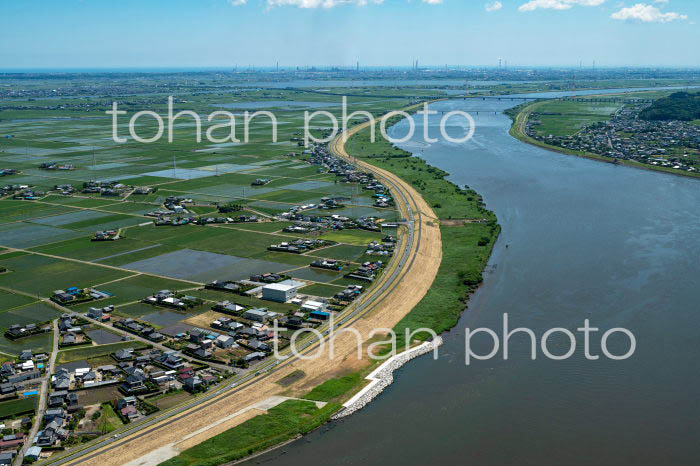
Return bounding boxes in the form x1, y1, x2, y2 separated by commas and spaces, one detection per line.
97, 364, 118, 375
0, 452, 14, 466
122, 375, 145, 393
0, 362, 14, 377
248, 339, 270, 352
117, 396, 137, 409
52, 368, 71, 390
301, 300, 327, 313
43, 408, 66, 423
0, 384, 16, 395
36, 418, 66, 447
243, 308, 271, 323
160, 352, 184, 370
114, 348, 134, 361
121, 405, 139, 420
8, 370, 41, 385
48, 391, 68, 408
25, 446, 42, 461
238, 327, 261, 339
148, 331, 165, 342
215, 335, 234, 349
262, 283, 298, 303
243, 352, 266, 363
36, 429, 56, 447
310, 310, 331, 321
0, 432, 25, 450
87, 307, 103, 320
183, 376, 202, 391
19, 349, 32, 361
20, 360, 34, 371
193, 348, 211, 359
188, 329, 206, 344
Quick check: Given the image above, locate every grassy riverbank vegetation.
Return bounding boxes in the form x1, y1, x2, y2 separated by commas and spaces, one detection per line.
158, 400, 339, 466
347, 121, 499, 349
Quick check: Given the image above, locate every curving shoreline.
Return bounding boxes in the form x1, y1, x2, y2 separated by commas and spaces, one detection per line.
333, 337, 444, 420
508, 99, 700, 180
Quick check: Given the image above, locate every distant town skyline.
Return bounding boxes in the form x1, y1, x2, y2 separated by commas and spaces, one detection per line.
1, 0, 698, 69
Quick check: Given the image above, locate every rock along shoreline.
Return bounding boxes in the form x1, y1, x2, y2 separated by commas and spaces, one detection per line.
332, 336, 444, 419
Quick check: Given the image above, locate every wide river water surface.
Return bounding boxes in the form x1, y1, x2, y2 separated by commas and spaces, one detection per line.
244, 89, 700, 466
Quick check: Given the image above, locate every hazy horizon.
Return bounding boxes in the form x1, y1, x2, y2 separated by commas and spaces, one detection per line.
1, 0, 698, 69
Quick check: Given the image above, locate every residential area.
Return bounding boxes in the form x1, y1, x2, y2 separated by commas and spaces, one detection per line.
0, 125, 400, 463
526, 102, 700, 172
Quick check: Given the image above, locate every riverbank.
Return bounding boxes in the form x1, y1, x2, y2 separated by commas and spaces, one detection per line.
507, 100, 700, 179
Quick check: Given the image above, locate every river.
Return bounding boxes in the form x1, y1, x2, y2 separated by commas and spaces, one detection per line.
243, 89, 700, 466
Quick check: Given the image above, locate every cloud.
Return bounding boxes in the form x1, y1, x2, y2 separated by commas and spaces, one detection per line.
229, 0, 247, 4
518, 0, 605, 11
611, 3, 687, 22
485, 1, 503, 11
423, 0, 444, 4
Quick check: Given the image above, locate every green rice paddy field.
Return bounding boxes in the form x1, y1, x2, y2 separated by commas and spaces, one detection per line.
0, 88, 406, 355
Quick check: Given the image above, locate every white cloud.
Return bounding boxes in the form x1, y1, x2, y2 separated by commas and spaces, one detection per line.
485, 1, 503, 12
423, 0, 444, 4
518, 0, 605, 12
229, 0, 247, 4
611, 3, 687, 22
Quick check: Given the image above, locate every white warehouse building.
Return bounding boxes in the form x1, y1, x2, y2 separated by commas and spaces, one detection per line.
262, 283, 298, 303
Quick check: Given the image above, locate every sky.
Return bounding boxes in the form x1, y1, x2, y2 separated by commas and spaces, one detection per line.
0, 0, 698, 69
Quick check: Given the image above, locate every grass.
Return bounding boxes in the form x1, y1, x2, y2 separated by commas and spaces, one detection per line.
124, 225, 298, 259
347, 114, 500, 348
0, 201, 78, 224
392, 224, 498, 349
56, 340, 149, 364
148, 390, 196, 410
97, 402, 125, 434
0, 253, 132, 297
0, 301, 61, 330
30, 236, 158, 262
304, 372, 365, 403
0, 289, 37, 312
0, 396, 37, 419
314, 244, 368, 262
301, 283, 345, 298
158, 400, 339, 466
526, 100, 624, 138
276, 370, 305, 387
318, 229, 384, 246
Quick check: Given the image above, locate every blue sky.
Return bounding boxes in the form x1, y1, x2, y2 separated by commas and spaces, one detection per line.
0, 0, 698, 69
